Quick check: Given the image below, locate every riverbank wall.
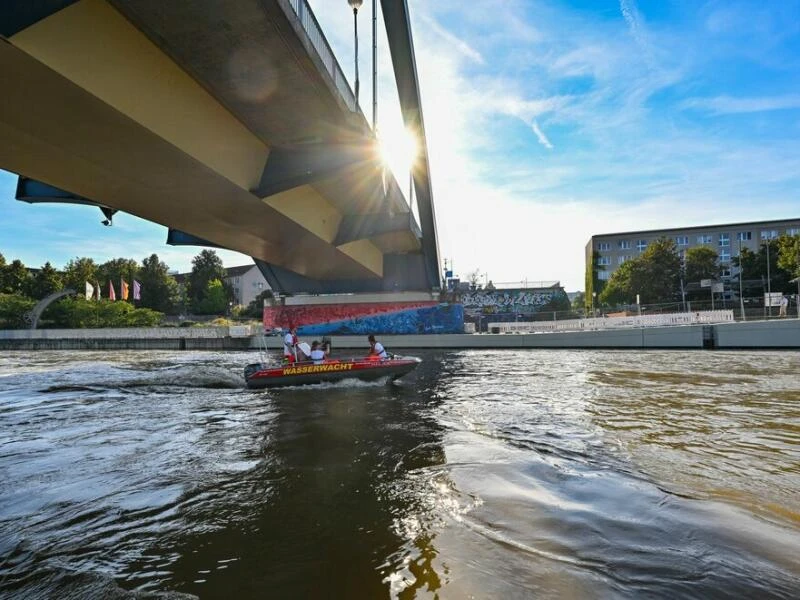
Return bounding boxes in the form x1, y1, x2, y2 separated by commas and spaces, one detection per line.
0, 319, 798, 350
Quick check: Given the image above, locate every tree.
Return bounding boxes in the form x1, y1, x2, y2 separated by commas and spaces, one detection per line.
585, 252, 606, 310
188, 250, 227, 310
62, 257, 99, 293
777, 234, 800, 279
29, 262, 63, 299
194, 279, 228, 315
733, 239, 793, 295
98, 258, 139, 299
465, 268, 483, 291
600, 238, 680, 306
138, 254, 180, 313
683, 246, 719, 284
2, 260, 32, 295
599, 259, 637, 305
0, 294, 36, 328
571, 291, 586, 312
243, 289, 274, 318
683, 246, 719, 301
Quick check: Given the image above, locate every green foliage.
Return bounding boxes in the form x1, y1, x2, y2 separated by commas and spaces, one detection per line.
29, 262, 63, 300
1, 259, 32, 295
62, 257, 99, 294
571, 291, 586, 311
44, 297, 163, 328
243, 289, 274, 318
777, 234, 800, 278
600, 238, 681, 306
193, 279, 228, 315
0, 293, 36, 329
188, 250, 227, 308
98, 258, 139, 298
599, 259, 637, 305
585, 251, 606, 310
538, 291, 572, 313
138, 254, 180, 314
683, 246, 719, 283
733, 239, 794, 293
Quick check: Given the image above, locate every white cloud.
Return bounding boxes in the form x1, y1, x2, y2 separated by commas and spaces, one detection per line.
530, 121, 554, 149
680, 94, 800, 115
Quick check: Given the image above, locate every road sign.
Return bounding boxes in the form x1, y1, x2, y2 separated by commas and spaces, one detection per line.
712, 282, 724, 293
700, 279, 712, 288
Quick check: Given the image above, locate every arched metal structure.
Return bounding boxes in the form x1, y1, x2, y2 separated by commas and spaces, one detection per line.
25, 288, 76, 329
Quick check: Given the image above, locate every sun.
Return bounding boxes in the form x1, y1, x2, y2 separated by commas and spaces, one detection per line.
378, 125, 418, 189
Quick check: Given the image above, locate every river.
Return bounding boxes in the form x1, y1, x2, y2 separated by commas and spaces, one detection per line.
0, 349, 798, 599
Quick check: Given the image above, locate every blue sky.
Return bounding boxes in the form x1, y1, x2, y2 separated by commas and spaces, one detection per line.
2, 0, 800, 290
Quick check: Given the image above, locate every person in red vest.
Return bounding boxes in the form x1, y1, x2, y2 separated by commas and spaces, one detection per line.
283, 326, 298, 363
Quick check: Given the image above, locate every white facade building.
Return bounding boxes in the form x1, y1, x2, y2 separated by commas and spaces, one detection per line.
224, 264, 271, 307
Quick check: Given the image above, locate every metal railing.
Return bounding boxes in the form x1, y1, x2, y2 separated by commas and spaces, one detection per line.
285, 0, 357, 112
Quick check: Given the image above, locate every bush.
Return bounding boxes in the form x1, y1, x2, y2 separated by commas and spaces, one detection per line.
0, 293, 36, 329
43, 297, 163, 328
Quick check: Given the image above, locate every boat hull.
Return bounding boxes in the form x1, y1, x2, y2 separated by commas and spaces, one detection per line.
244, 357, 420, 389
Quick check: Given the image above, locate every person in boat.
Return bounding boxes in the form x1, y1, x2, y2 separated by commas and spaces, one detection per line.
283, 326, 298, 364
309, 340, 328, 364
367, 334, 388, 360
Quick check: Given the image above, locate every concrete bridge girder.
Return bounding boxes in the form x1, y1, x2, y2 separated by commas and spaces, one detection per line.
2, 0, 426, 289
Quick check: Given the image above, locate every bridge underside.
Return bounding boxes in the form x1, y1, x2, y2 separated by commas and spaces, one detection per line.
1, 0, 438, 293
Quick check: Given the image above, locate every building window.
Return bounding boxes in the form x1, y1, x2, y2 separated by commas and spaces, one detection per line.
636, 239, 648, 251
598, 242, 611, 251
619, 240, 632, 249
721, 268, 731, 278
697, 234, 712, 244
718, 233, 730, 247
719, 250, 731, 262
598, 271, 610, 281
761, 230, 778, 239
618, 255, 632, 265
597, 256, 610, 266
737, 231, 752, 241
675, 236, 688, 246
788, 228, 800, 236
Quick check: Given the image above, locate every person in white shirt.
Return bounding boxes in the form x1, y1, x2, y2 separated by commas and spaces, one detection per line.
309, 341, 328, 364
779, 295, 789, 317
367, 334, 388, 359
283, 327, 298, 363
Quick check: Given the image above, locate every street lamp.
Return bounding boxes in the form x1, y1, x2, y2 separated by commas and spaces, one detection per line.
347, 0, 363, 112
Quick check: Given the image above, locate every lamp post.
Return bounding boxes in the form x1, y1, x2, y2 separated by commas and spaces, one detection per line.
737, 237, 745, 321
766, 239, 772, 317
347, 0, 363, 112
371, 0, 377, 130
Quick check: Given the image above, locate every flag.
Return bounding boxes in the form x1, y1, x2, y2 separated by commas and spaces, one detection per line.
121, 279, 129, 301
109, 281, 116, 301
85, 281, 94, 300
95, 281, 101, 300
133, 280, 142, 300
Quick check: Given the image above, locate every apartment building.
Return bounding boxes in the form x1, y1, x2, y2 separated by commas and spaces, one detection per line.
586, 218, 800, 284
224, 264, 271, 307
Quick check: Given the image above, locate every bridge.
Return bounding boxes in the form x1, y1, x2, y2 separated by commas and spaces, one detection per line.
1, 0, 441, 294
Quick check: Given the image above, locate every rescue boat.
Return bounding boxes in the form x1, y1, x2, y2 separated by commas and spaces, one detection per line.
244, 356, 421, 389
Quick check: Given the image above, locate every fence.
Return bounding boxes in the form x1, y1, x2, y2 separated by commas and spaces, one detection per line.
284, 0, 357, 111
488, 310, 734, 334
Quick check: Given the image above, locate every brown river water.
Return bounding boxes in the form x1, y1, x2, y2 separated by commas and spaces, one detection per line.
0, 349, 798, 599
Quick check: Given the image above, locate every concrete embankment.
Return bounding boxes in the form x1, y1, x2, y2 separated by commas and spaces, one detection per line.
0, 319, 798, 350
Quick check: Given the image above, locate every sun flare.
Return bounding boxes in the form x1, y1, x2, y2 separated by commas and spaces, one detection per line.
378, 125, 418, 185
